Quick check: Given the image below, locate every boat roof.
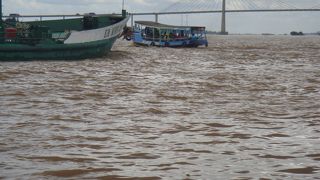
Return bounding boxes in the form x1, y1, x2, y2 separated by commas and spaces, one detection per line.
135, 21, 205, 30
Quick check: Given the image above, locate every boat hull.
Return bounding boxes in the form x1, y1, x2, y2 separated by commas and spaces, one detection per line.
0, 37, 117, 61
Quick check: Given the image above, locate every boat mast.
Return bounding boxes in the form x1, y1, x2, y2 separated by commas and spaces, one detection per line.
0, 0, 3, 42
0, 0, 2, 24
121, 0, 126, 17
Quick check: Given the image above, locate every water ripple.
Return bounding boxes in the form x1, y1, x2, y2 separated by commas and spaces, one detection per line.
1, 35, 320, 179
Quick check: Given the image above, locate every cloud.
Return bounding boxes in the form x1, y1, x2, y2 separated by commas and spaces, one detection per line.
3, 0, 122, 14
2, 0, 320, 33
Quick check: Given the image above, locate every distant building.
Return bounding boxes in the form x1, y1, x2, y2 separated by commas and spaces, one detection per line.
290, 31, 304, 36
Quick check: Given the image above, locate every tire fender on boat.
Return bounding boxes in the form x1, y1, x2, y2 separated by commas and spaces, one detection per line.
125, 36, 132, 41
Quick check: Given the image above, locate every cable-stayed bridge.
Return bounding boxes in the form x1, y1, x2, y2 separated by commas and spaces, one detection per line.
131, 0, 320, 34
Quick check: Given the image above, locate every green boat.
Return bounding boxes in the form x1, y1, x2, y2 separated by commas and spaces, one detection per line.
0, 0, 129, 61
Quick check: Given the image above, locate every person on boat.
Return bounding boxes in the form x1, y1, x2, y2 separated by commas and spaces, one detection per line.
120, 26, 132, 41
169, 32, 174, 39
191, 33, 196, 39
154, 28, 160, 38
190, 33, 198, 46
163, 32, 168, 41
180, 30, 185, 38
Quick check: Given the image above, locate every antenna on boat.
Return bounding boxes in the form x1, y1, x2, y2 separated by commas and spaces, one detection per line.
122, 0, 125, 10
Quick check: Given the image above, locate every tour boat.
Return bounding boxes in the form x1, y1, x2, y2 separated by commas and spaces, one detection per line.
132, 21, 208, 47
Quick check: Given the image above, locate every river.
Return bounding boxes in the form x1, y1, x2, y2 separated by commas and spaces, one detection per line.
0, 35, 320, 179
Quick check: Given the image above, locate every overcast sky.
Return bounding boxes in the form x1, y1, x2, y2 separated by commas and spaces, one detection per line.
2, 0, 320, 34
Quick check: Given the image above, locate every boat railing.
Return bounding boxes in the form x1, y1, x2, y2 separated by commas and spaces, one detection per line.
143, 37, 189, 41
0, 31, 69, 44
142, 36, 208, 42
136, 29, 206, 42
142, 35, 190, 42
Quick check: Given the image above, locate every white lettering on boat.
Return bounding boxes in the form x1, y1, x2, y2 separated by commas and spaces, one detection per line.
65, 16, 129, 44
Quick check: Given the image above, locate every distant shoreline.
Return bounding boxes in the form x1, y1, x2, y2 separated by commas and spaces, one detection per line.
206, 32, 320, 36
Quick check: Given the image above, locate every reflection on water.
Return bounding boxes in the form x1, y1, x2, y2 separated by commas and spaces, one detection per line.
0, 35, 320, 179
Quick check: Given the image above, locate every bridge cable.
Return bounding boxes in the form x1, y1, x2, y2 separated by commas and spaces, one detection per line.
312, 3, 320, 9
276, 0, 298, 9
233, 0, 244, 10
236, 0, 246, 10
214, 0, 221, 10
245, 0, 259, 10
229, 0, 237, 10
160, 0, 313, 13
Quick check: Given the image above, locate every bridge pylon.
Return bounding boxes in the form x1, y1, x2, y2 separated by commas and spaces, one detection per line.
220, 0, 228, 35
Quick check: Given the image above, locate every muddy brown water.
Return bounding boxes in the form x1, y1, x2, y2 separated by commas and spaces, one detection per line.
0, 35, 320, 179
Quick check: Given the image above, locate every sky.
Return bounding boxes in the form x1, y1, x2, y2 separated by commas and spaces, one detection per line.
2, 0, 320, 34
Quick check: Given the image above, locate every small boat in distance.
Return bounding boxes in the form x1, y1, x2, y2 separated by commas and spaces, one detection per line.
132, 21, 208, 47
0, 0, 129, 61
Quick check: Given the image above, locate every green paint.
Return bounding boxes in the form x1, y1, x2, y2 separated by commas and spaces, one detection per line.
27, 16, 123, 32
0, 37, 118, 61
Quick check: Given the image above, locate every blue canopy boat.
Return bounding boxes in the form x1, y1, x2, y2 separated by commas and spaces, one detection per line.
132, 21, 208, 47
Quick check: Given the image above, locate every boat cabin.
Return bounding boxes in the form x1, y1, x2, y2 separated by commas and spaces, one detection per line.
133, 21, 208, 47
0, 14, 125, 44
